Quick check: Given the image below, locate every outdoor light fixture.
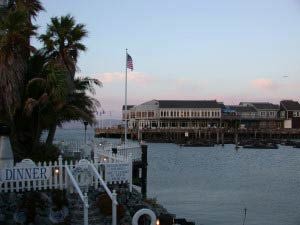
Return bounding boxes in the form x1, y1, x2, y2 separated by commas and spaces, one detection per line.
156, 219, 160, 225
54, 168, 59, 174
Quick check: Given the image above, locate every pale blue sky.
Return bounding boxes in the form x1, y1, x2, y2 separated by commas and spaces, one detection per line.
35, 0, 300, 118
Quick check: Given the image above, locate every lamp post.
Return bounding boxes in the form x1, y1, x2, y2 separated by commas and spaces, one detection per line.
84, 121, 88, 144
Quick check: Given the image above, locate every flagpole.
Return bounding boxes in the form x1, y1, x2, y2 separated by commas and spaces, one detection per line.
124, 49, 128, 145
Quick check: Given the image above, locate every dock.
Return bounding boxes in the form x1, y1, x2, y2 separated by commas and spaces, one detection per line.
95, 127, 300, 143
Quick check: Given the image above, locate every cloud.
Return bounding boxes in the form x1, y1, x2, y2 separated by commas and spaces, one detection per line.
95, 72, 154, 86
251, 78, 278, 90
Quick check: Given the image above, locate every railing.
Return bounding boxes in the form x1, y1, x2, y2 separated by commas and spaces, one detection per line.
56, 139, 142, 162
96, 142, 141, 162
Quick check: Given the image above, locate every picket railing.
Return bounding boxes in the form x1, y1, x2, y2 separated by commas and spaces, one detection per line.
0, 156, 132, 193
55, 139, 142, 162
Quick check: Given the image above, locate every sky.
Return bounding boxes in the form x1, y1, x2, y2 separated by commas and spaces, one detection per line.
34, 0, 300, 119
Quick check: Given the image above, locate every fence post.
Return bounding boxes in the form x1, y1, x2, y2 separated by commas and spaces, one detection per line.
58, 155, 63, 190
112, 190, 117, 225
84, 192, 89, 225
93, 154, 99, 164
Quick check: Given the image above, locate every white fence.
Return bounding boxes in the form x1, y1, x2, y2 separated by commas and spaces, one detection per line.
55, 139, 142, 162
0, 156, 132, 193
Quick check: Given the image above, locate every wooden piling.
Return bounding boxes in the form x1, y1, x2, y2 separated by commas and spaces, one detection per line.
141, 144, 148, 199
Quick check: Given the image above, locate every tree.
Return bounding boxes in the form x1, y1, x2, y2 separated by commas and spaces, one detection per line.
39, 14, 87, 92
39, 14, 101, 145
45, 77, 102, 145
0, 9, 36, 122
23, 61, 68, 152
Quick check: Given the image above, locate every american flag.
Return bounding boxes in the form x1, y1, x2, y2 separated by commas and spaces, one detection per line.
127, 53, 133, 71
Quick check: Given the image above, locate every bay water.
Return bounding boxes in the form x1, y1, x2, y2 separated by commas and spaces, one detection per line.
55, 128, 300, 225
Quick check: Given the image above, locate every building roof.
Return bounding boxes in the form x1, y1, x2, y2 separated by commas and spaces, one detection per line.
280, 100, 300, 111
122, 105, 134, 110
157, 100, 221, 109
241, 102, 279, 110
228, 105, 257, 113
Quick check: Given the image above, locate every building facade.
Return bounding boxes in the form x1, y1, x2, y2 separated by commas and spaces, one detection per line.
280, 100, 300, 128
123, 100, 223, 130
122, 99, 298, 130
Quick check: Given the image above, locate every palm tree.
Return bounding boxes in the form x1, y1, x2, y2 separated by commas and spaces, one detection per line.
24, 61, 68, 150
14, 0, 44, 19
38, 14, 99, 145
0, 0, 43, 122
39, 14, 87, 91
45, 77, 102, 145
0, 9, 37, 122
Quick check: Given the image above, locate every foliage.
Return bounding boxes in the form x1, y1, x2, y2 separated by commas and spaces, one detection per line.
51, 190, 67, 211
96, 193, 125, 219
29, 143, 60, 162
0, 9, 36, 119
144, 197, 159, 207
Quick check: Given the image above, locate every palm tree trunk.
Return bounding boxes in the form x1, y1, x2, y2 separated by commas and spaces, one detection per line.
46, 124, 57, 145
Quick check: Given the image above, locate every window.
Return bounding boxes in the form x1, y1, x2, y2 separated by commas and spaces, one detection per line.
148, 111, 154, 117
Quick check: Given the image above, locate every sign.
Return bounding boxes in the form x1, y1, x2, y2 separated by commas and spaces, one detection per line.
0, 167, 50, 182
105, 163, 130, 183
185, 132, 189, 137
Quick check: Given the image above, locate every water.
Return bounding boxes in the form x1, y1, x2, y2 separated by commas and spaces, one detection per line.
55, 128, 300, 225
147, 143, 300, 225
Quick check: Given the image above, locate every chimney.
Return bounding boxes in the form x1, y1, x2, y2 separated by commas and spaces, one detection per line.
0, 123, 14, 168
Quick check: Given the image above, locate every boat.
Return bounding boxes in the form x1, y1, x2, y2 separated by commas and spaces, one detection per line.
293, 142, 300, 148
180, 142, 214, 147
243, 143, 278, 149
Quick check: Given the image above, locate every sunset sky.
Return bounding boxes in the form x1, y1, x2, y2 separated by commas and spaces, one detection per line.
35, 0, 300, 118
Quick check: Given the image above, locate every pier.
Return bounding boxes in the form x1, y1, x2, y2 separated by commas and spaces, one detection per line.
95, 127, 300, 143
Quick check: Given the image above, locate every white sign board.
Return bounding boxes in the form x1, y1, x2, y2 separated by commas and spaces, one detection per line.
0, 167, 51, 182
105, 163, 130, 183
185, 132, 189, 137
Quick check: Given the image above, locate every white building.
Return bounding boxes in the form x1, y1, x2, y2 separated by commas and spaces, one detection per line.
123, 100, 223, 129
